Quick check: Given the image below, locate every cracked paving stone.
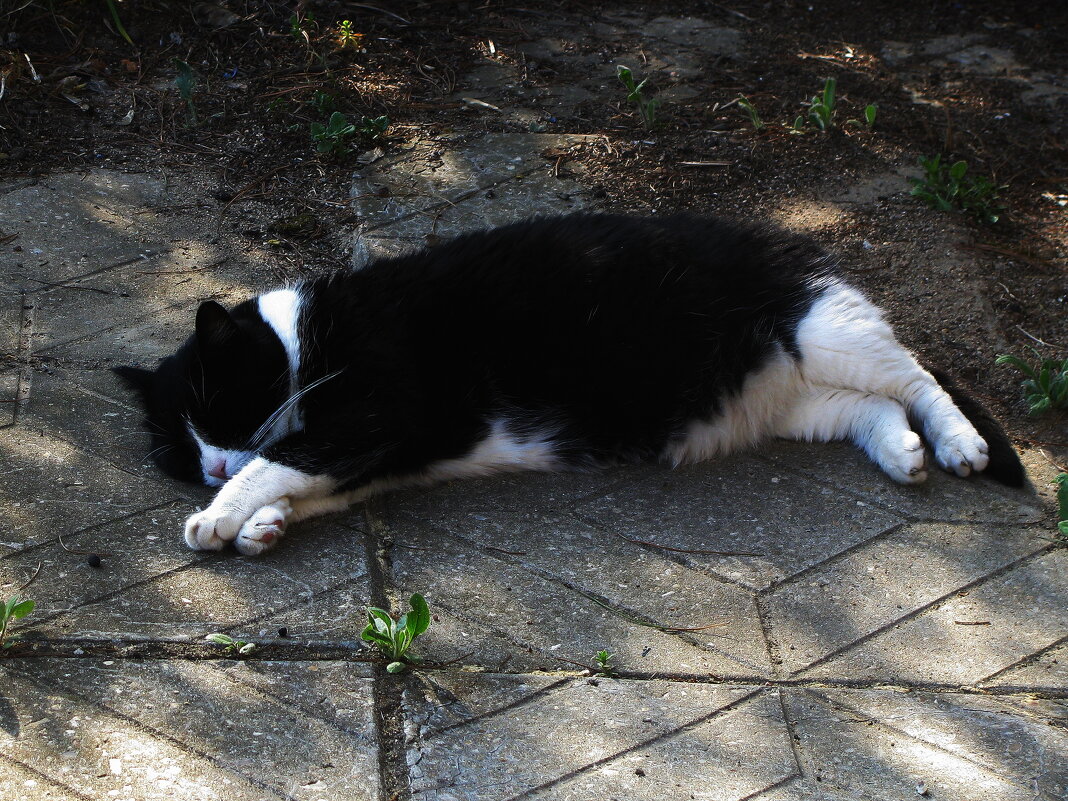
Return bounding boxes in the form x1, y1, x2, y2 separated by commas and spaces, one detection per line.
988, 641, 1068, 691
785, 688, 1061, 801
0, 658, 379, 800
0, 371, 17, 428
404, 678, 789, 801
757, 441, 1043, 524
0, 425, 180, 551
24, 250, 260, 355
391, 502, 770, 675
801, 548, 1068, 685
20, 367, 208, 488
0, 171, 168, 289
573, 455, 903, 591
764, 522, 1047, 675
50, 518, 371, 640
0, 503, 199, 639
386, 516, 753, 676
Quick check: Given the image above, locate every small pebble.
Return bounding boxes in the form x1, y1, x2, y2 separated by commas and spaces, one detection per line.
277, 626, 288, 638
86, 554, 102, 568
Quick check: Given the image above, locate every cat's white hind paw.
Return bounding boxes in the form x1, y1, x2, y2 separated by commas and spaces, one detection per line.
933, 430, 989, 477
876, 430, 928, 485
234, 499, 292, 556
184, 508, 247, 551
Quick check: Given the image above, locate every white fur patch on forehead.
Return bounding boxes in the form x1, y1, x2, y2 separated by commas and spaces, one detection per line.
257, 288, 301, 387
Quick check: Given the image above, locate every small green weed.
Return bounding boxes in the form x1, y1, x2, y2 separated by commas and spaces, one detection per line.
790, 77, 837, 133
361, 593, 431, 673
357, 115, 390, 140
736, 96, 764, 130
310, 90, 336, 114
311, 111, 357, 155
616, 65, 660, 129
910, 155, 1004, 223
846, 103, 877, 130
205, 633, 257, 656
996, 350, 1068, 414
103, 0, 134, 46
337, 20, 364, 49
173, 59, 197, 125
288, 11, 316, 41
0, 596, 34, 650
594, 649, 617, 677
1056, 473, 1068, 543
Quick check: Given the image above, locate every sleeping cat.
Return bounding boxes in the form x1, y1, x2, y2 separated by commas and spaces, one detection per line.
115, 213, 1024, 555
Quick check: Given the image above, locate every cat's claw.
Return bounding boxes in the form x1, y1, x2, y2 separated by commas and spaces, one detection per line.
933, 430, 989, 477
234, 499, 292, 556
184, 508, 247, 551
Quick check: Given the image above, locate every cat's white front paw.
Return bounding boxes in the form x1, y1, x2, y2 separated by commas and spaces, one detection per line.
877, 430, 928, 485
933, 430, 989, 477
234, 499, 292, 556
184, 508, 248, 550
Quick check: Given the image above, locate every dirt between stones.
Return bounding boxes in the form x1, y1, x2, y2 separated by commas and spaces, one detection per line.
2, 0, 1066, 463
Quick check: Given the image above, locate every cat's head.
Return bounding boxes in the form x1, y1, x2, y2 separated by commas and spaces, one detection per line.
114, 299, 291, 486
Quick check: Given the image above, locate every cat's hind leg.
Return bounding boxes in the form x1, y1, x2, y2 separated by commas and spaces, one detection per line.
795, 283, 989, 478
775, 388, 927, 484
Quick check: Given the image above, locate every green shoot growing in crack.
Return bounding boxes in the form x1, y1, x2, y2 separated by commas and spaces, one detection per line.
594, 650, 617, 678
616, 65, 660, 129
790, 77, 837, 133
996, 351, 1068, 414
361, 593, 431, 673
0, 596, 34, 650
736, 96, 764, 130
205, 633, 257, 656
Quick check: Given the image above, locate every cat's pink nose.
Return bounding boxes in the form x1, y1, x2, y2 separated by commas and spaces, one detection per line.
207, 459, 228, 480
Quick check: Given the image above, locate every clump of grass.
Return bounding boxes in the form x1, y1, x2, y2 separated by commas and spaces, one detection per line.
361, 593, 431, 673
616, 65, 660, 130
0, 596, 35, 650
996, 351, 1068, 414
910, 155, 1005, 223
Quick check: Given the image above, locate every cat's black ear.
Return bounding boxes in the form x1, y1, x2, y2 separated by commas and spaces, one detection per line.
195, 300, 240, 347
112, 365, 154, 399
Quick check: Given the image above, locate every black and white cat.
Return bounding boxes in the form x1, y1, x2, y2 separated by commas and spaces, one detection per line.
116, 214, 1024, 555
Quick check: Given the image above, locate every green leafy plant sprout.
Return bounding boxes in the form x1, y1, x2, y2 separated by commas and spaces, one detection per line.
996, 350, 1068, 415
205, 633, 257, 656
736, 96, 764, 130
361, 593, 430, 673
1056, 473, 1068, 543
616, 65, 660, 129
289, 11, 316, 42
910, 155, 1004, 224
337, 20, 364, 49
846, 103, 877, 130
357, 115, 390, 140
310, 90, 336, 114
311, 111, 357, 155
0, 596, 35, 650
790, 77, 836, 133
174, 59, 197, 125
594, 649, 617, 677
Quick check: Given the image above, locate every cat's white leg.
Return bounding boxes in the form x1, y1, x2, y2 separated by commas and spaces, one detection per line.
776, 388, 927, 484
184, 458, 335, 550
797, 283, 989, 477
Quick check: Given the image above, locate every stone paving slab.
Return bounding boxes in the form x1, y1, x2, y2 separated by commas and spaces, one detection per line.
572, 455, 904, 590
802, 547, 1068, 685
404, 677, 792, 801
764, 521, 1048, 675
0, 659, 379, 801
